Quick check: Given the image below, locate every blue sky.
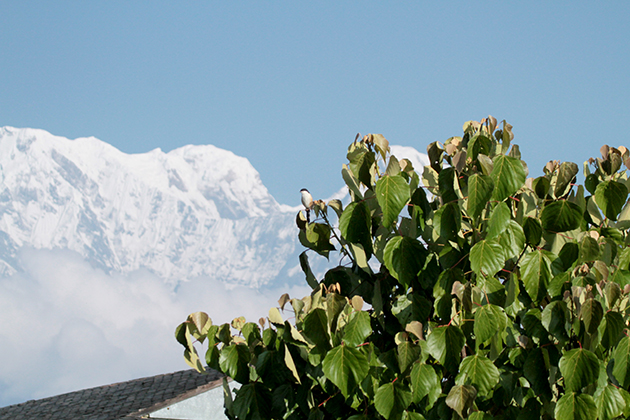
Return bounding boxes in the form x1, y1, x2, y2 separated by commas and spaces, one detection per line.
1, 2, 629, 206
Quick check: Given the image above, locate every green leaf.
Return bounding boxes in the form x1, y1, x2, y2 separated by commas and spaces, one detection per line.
520, 250, 553, 303
438, 167, 459, 203
470, 239, 505, 278
585, 173, 599, 195
533, 176, 551, 199
321, 344, 369, 398
348, 147, 376, 187
601, 311, 624, 350
523, 348, 551, 395
595, 180, 628, 221
549, 272, 571, 298
456, 354, 500, 395
612, 336, 630, 387
343, 310, 372, 347
540, 200, 582, 232
339, 201, 373, 257
411, 363, 441, 406
474, 304, 507, 344
302, 308, 331, 351
283, 344, 301, 384
222, 377, 235, 418
433, 202, 462, 241
374, 381, 412, 420
376, 174, 411, 227
491, 154, 527, 201
397, 342, 420, 374
523, 217, 543, 247
581, 299, 603, 335
467, 174, 494, 221
487, 202, 511, 238
300, 223, 335, 258
498, 219, 526, 260
579, 236, 600, 262
554, 162, 579, 197
326, 293, 347, 334
555, 392, 597, 420
445, 385, 477, 419
233, 382, 273, 420
594, 384, 625, 420
219, 344, 251, 384
383, 236, 427, 288
342, 164, 364, 201
558, 242, 579, 271
299, 251, 319, 289
559, 348, 600, 392
467, 134, 492, 161
541, 300, 570, 343
427, 325, 465, 372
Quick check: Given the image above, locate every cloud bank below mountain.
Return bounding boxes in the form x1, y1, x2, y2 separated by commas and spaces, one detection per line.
0, 247, 311, 406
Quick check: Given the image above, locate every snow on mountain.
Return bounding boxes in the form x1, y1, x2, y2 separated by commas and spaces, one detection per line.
0, 126, 297, 287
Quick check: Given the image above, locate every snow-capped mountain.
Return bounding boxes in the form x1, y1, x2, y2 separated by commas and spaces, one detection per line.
0, 126, 298, 287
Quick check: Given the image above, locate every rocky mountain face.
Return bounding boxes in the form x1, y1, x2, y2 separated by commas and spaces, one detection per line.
0, 126, 299, 287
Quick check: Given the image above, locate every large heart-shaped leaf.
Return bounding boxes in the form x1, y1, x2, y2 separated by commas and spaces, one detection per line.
339, 201, 373, 257
601, 311, 624, 350
445, 385, 477, 418
612, 336, 630, 388
467, 173, 494, 221
456, 354, 500, 395
219, 343, 251, 384
321, 344, 369, 397
410, 363, 440, 406
302, 308, 331, 351
595, 384, 625, 420
233, 382, 272, 420
595, 180, 628, 221
383, 236, 427, 287
491, 154, 527, 201
520, 250, 553, 303
470, 239, 505, 278
427, 325, 465, 372
433, 202, 462, 241
343, 310, 372, 347
374, 381, 412, 420
397, 342, 420, 374
487, 202, 510, 238
542, 300, 570, 343
581, 299, 603, 335
497, 219, 526, 260
376, 174, 411, 228
555, 392, 597, 420
474, 304, 507, 344
541, 200, 582, 232
524, 348, 551, 396
559, 348, 600, 392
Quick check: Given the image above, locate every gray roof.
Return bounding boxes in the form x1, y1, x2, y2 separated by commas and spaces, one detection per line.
0, 368, 225, 420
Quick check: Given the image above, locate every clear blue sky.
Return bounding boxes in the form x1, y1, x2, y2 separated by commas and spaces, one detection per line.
2, 2, 629, 206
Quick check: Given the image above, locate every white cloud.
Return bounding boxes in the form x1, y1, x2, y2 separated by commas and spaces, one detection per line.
0, 248, 311, 407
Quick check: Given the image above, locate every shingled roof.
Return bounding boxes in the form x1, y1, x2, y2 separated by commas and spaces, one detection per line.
0, 368, 225, 420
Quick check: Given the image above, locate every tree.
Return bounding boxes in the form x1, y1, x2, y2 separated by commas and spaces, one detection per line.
176, 117, 630, 419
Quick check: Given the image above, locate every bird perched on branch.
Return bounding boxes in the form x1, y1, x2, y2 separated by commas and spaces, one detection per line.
301, 188, 313, 222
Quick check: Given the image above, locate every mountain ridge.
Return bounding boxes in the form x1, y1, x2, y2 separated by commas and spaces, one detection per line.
0, 126, 297, 287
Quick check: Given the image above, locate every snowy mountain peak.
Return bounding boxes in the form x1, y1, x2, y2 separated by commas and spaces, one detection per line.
0, 127, 296, 286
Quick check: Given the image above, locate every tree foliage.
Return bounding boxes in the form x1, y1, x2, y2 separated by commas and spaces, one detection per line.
177, 118, 630, 419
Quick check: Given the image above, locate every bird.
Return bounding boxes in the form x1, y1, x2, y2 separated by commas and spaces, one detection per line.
301, 188, 313, 223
